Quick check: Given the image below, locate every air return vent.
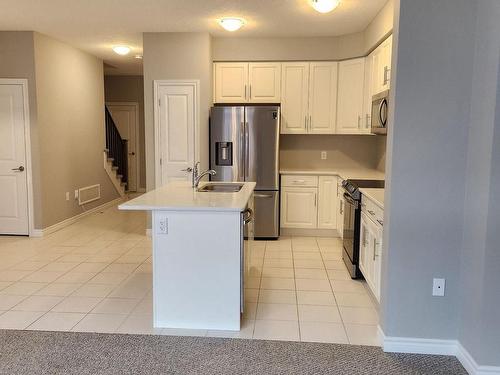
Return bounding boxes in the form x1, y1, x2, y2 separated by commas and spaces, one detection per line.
78, 184, 101, 205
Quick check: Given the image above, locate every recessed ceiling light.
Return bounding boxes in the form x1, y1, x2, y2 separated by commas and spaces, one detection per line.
219, 18, 245, 32
134, 54, 143, 59
310, 0, 340, 13
112, 45, 131, 56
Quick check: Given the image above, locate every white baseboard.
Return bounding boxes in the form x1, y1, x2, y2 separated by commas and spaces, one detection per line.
280, 227, 340, 237
379, 327, 500, 375
32, 197, 124, 237
137, 188, 146, 193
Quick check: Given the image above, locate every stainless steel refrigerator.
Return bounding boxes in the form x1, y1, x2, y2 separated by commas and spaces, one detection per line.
210, 105, 280, 239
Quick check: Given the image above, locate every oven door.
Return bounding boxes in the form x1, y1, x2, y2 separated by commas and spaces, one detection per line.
342, 193, 357, 265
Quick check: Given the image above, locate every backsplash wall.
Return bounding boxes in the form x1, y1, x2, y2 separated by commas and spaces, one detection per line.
280, 135, 386, 171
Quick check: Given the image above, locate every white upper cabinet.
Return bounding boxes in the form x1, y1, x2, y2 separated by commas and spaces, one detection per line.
336, 58, 366, 134
371, 35, 393, 95
362, 54, 375, 133
281, 62, 309, 134
309, 62, 338, 134
248, 62, 281, 103
214, 63, 248, 103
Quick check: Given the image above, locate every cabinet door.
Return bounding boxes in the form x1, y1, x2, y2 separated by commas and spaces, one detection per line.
281, 187, 318, 229
214, 63, 248, 103
359, 213, 371, 278
248, 62, 281, 103
372, 225, 383, 301
309, 62, 338, 134
362, 54, 375, 133
336, 58, 365, 134
281, 63, 309, 134
318, 176, 337, 229
380, 35, 393, 91
336, 178, 344, 238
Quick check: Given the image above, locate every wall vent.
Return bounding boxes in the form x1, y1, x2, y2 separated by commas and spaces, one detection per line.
78, 184, 101, 205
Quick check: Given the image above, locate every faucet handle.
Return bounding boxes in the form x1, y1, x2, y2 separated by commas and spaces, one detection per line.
193, 161, 200, 172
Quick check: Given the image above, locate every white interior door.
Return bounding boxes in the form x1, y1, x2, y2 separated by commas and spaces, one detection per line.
0, 83, 29, 235
156, 82, 197, 186
107, 103, 139, 191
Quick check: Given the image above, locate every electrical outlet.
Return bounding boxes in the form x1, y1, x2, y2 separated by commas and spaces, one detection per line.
432, 278, 445, 296
321, 151, 327, 160
74, 190, 79, 200
65, 192, 70, 201
157, 216, 168, 235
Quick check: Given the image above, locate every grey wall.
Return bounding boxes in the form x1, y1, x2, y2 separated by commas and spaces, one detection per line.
280, 135, 384, 170
458, 0, 500, 366
104, 75, 146, 190
143, 32, 212, 191
381, 0, 476, 340
33, 33, 119, 228
0, 31, 43, 227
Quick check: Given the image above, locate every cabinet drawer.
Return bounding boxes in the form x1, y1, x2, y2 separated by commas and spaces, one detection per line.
361, 195, 384, 226
281, 175, 318, 187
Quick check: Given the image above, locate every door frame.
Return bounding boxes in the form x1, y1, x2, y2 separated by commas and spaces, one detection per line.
105, 101, 141, 192
0, 79, 35, 236
153, 80, 200, 188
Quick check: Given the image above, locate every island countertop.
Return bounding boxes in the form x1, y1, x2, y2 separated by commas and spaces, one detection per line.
359, 188, 385, 209
119, 181, 256, 212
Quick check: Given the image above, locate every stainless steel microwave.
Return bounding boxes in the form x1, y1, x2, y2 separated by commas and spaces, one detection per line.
371, 90, 389, 135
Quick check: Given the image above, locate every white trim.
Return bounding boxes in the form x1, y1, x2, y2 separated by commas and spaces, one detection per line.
78, 184, 101, 205
153, 80, 200, 188
0, 79, 35, 237
146, 228, 152, 237
32, 197, 124, 237
106, 102, 141, 192
103, 151, 125, 197
379, 326, 500, 375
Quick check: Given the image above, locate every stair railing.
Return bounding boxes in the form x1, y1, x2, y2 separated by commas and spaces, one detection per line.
105, 106, 128, 189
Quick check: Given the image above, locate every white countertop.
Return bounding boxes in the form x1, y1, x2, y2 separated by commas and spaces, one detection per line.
280, 168, 385, 181
119, 181, 256, 212
359, 188, 385, 209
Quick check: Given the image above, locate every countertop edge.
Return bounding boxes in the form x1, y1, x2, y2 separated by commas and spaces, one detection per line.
359, 188, 385, 209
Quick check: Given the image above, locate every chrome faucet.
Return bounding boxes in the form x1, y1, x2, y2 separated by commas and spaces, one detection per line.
192, 162, 216, 188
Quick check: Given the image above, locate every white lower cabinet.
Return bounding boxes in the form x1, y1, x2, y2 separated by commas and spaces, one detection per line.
336, 177, 344, 238
281, 174, 340, 234
359, 197, 383, 302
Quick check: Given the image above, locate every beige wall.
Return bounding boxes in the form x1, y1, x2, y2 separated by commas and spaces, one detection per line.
143, 32, 212, 190
104, 75, 146, 190
33, 33, 119, 228
280, 135, 384, 170
212, 33, 365, 62
364, 0, 394, 53
0, 31, 44, 226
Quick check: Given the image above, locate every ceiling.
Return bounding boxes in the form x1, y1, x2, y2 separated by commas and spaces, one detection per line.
0, 0, 388, 75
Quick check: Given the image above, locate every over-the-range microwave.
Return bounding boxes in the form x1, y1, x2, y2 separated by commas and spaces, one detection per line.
371, 90, 389, 135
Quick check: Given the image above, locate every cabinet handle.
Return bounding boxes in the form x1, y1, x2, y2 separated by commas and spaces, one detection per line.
377, 219, 384, 226
293, 179, 306, 184
314, 194, 317, 207
358, 115, 361, 128
366, 114, 371, 129
368, 210, 375, 216
373, 238, 377, 260
339, 200, 343, 215
244, 85, 247, 100
249, 85, 252, 99
305, 115, 307, 131
309, 115, 312, 131
383, 66, 390, 85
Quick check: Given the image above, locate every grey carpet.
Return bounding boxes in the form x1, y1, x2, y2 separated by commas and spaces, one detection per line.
0, 330, 466, 375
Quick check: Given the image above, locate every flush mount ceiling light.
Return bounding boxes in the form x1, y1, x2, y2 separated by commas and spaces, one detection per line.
219, 18, 245, 32
134, 54, 143, 59
112, 45, 131, 56
310, 0, 340, 13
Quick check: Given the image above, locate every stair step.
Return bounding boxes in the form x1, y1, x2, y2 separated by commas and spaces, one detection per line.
120, 182, 127, 187
116, 174, 123, 179
112, 166, 119, 171
107, 158, 114, 163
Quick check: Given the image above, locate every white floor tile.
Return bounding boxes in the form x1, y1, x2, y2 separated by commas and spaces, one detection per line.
0, 270, 32, 282
295, 279, 332, 292
294, 268, 328, 280
244, 288, 259, 303
12, 295, 63, 312
296, 291, 336, 306
260, 277, 295, 290
34, 283, 82, 297
0, 295, 27, 310
71, 263, 109, 273
71, 283, 115, 298
0, 310, 45, 329
299, 321, 349, 344
72, 313, 127, 333
253, 320, 299, 341
261, 267, 294, 278
339, 306, 379, 325
298, 305, 342, 323
116, 313, 161, 335
56, 272, 96, 284
330, 279, 367, 293
87, 272, 129, 285
28, 312, 86, 331
256, 303, 298, 321
51, 296, 102, 313
102, 263, 140, 273
327, 269, 352, 281
345, 324, 381, 346
9, 261, 47, 272
39, 262, 79, 273
258, 289, 296, 304
293, 252, 322, 260
335, 292, 374, 307
0, 282, 47, 296
263, 259, 293, 268
206, 319, 254, 339
92, 298, 140, 314
293, 259, 324, 269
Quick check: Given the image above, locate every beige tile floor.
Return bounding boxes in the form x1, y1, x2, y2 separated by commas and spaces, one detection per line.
0, 203, 380, 345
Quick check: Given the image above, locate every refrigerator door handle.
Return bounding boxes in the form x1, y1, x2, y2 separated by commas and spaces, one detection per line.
239, 122, 245, 179
245, 122, 250, 180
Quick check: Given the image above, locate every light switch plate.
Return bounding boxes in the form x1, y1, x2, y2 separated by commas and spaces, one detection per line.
157, 216, 168, 235
432, 278, 445, 296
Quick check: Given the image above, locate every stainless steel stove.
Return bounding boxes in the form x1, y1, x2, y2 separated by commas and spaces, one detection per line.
341, 179, 385, 279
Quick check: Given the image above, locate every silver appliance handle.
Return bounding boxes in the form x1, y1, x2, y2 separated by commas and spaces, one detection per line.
379, 98, 388, 127
245, 122, 249, 180
254, 193, 274, 199
239, 122, 245, 179
243, 208, 254, 224
343, 193, 359, 209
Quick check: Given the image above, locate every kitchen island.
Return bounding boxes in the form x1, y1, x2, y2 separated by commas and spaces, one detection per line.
119, 181, 256, 331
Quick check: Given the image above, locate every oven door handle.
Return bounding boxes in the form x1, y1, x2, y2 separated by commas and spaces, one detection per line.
343, 193, 358, 209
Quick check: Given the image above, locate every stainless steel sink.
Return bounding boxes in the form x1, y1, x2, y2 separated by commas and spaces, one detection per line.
197, 183, 244, 193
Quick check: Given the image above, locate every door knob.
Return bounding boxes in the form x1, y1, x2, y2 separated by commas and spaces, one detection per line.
128, 152, 135, 156
181, 167, 193, 172
12, 166, 25, 172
